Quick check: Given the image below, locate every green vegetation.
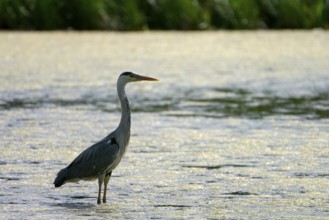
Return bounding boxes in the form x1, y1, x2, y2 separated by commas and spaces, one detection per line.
0, 0, 328, 30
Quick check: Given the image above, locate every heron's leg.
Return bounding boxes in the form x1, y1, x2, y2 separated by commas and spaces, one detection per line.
103, 171, 112, 203
97, 175, 105, 204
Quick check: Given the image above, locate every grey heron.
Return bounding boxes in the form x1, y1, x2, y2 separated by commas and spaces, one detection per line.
54, 72, 158, 204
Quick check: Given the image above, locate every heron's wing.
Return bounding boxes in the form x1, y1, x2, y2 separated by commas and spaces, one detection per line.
64, 136, 119, 180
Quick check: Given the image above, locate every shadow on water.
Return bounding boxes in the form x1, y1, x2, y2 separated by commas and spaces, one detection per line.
50, 195, 97, 210
153, 204, 192, 211
0, 97, 112, 111
223, 191, 258, 196
50, 196, 127, 217
1, 86, 328, 119
53, 201, 95, 210
174, 87, 329, 119
182, 164, 255, 169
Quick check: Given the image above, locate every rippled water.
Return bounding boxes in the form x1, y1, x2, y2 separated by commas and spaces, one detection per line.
1, 31, 329, 219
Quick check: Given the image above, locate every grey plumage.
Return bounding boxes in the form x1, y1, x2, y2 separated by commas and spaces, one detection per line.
54, 135, 119, 187
54, 72, 158, 204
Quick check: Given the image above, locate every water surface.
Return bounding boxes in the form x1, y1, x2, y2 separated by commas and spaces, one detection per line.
1, 31, 329, 219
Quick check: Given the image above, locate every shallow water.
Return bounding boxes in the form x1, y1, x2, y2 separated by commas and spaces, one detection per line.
0, 31, 329, 219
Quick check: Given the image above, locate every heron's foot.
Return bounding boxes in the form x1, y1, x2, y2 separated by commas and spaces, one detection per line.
103, 197, 107, 203
97, 198, 101, 204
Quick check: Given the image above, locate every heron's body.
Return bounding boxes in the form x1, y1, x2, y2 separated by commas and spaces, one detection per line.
54, 72, 158, 204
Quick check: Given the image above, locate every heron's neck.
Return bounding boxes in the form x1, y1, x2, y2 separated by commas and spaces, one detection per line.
117, 82, 131, 142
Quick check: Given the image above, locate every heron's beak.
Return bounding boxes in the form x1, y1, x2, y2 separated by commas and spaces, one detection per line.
135, 74, 159, 81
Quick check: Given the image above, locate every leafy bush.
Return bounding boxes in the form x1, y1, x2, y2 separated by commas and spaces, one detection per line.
258, 0, 327, 29
144, 0, 205, 30
0, 0, 328, 30
210, 0, 259, 29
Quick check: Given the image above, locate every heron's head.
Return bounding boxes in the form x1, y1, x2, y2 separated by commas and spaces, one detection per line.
119, 71, 158, 84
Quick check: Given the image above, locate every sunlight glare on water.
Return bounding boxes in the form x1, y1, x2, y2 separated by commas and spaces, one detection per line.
0, 31, 329, 219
